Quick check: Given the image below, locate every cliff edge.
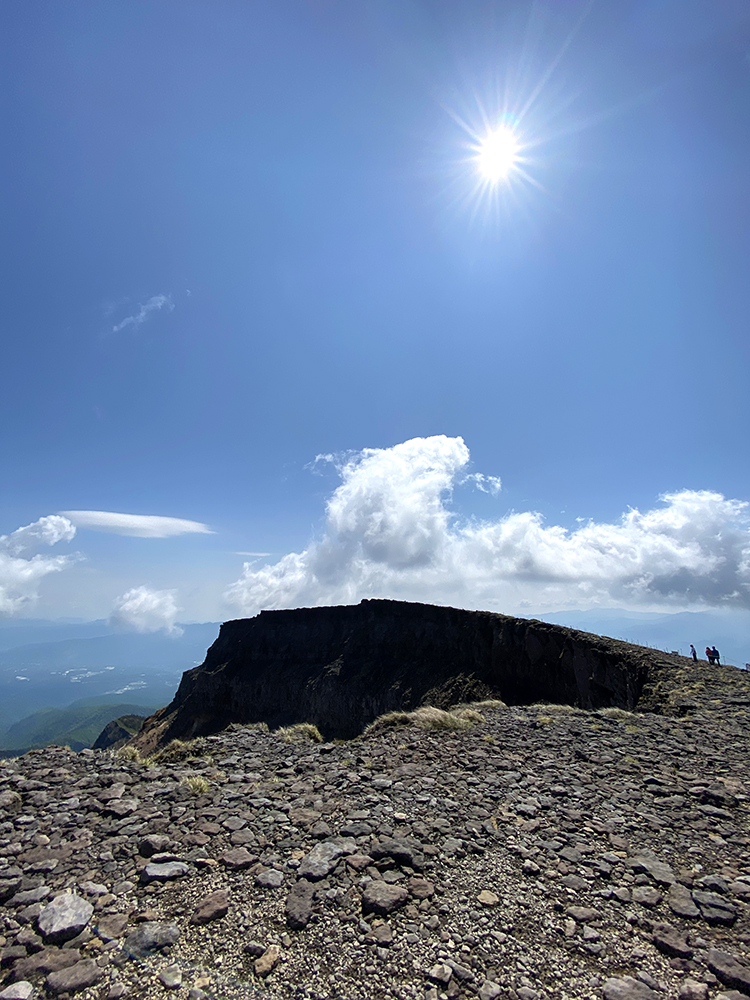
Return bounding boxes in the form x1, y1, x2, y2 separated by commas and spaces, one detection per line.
134, 599, 706, 753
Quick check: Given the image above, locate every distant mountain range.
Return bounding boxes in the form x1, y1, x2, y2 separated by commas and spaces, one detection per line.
0, 698, 156, 757
0, 607, 746, 756
0, 619, 220, 740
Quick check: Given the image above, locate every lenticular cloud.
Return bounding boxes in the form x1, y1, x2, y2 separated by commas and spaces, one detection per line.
0, 515, 77, 615
225, 435, 750, 616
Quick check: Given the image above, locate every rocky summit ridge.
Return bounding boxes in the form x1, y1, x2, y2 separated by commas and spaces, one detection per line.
0, 603, 749, 1000
133, 599, 704, 754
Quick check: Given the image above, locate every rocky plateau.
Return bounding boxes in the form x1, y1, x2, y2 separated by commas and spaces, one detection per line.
0, 603, 748, 1000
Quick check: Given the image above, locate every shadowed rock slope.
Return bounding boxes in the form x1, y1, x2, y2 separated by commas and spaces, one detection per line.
134, 599, 721, 754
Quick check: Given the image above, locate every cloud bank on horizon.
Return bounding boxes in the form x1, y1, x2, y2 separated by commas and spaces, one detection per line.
0, 510, 209, 623
110, 586, 183, 636
0, 515, 77, 615
225, 435, 750, 617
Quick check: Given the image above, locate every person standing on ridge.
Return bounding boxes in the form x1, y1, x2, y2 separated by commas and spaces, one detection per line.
706, 646, 714, 664
712, 646, 721, 665
690, 644, 697, 661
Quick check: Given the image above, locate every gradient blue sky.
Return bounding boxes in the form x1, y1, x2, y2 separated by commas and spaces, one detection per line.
2, 0, 749, 627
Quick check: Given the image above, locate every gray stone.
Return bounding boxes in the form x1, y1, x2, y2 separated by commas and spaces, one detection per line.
442, 837, 463, 856
559, 845, 582, 864
46, 959, 103, 995
285, 879, 314, 930
678, 981, 708, 1000
159, 964, 182, 989
361, 881, 409, 915
0, 983, 34, 1000
190, 890, 229, 925
566, 906, 599, 923
15, 928, 42, 953
0, 791, 22, 813
12, 947, 80, 981
104, 798, 139, 818
244, 942, 266, 958
142, 861, 188, 882
693, 890, 737, 924
632, 886, 662, 908
138, 833, 171, 857
9, 887, 50, 907
370, 836, 424, 869
707, 949, 750, 993
626, 852, 676, 885
298, 842, 345, 880
37, 894, 93, 944
255, 868, 284, 888
668, 883, 700, 918
96, 913, 129, 941
124, 921, 180, 958
428, 964, 452, 985
222, 815, 246, 831
652, 923, 693, 959
255, 944, 280, 977
478, 982, 502, 1000
603, 976, 659, 1000
220, 847, 256, 870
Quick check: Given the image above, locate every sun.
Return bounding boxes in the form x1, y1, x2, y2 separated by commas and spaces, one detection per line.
476, 125, 520, 183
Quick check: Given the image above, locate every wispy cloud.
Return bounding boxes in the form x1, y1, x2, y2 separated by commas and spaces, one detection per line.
226, 435, 750, 617
110, 586, 183, 636
464, 472, 502, 496
112, 294, 173, 333
0, 515, 77, 615
60, 511, 213, 538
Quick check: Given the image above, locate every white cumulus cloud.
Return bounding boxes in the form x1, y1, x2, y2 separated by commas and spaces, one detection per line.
60, 511, 213, 538
112, 294, 174, 333
0, 515, 77, 615
110, 586, 183, 636
225, 435, 750, 617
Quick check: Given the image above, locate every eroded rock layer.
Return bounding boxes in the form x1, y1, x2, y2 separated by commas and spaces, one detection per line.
135, 600, 673, 751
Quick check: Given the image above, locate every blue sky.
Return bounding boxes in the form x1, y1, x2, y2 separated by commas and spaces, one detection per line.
1, 0, 750, 629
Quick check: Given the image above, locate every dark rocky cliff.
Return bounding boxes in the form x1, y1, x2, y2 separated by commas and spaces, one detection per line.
135, 599, 673, 751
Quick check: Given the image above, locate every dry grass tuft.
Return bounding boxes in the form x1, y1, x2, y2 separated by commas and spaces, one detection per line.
453, 708, 485, 724
151, 739, 196, 764
597, 707, 637, 721
181, 775, 210, 795
365, 704, 487, 735
274, 723, 323, 744
364, 711, 413, 734
114, 745, 143, 763
455, 699, 507, 713
533, 703, 582, 714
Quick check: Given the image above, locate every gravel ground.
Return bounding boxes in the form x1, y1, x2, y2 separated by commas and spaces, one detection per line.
0, 659, 750, 1000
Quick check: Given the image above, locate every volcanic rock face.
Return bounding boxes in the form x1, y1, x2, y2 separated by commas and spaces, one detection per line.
135, 599, 667, 751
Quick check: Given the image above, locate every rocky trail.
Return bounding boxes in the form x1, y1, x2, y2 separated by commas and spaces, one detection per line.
0, 660, 750, 1000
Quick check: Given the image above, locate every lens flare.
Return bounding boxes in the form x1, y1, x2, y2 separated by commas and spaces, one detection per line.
476, 125, 520, 182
